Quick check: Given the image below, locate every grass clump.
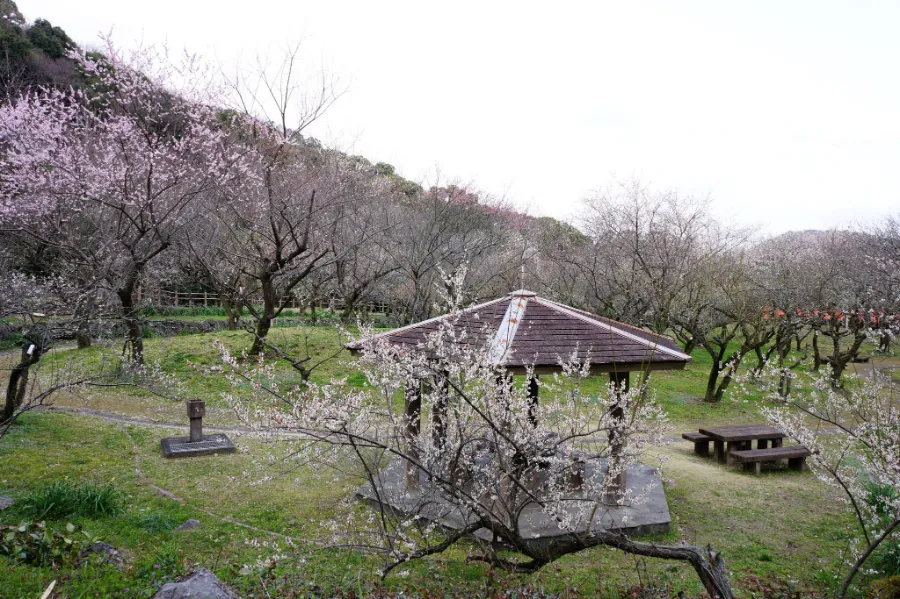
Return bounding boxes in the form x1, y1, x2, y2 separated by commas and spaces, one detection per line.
129, 511, 178, 532
21, 481, 124, 520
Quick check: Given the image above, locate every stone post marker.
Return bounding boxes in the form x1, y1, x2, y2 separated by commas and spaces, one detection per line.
160, 399, 236, 459
187, 399, 205, 442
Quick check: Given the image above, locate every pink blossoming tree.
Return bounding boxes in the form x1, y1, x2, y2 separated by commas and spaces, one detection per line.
0, 41, 240, 365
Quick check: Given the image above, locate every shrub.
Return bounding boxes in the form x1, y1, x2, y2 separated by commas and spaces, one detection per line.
867, 482, 899, 518
21, 481, 124, 520
863, 481, 900, 577
870, 575, 900, 599
872, 540, 900, 578
0, 520, 94, 566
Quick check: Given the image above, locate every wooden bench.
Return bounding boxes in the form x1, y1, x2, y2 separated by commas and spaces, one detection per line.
730, 446, 811, 475
682, 432, 712, 456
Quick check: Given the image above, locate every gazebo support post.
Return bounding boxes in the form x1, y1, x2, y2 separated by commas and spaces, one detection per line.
527, 374, 539, 427
404, 379, 422, 488
432, 370, 449, 450
603, 371, 629, 505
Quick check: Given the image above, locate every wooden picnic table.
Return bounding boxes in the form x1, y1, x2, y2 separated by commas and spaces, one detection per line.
698, 424, 785, 465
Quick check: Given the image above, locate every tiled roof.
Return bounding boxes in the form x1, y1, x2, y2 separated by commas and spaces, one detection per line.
347, 290, 691, 370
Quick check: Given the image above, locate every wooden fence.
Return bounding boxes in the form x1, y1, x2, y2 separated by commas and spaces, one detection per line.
136, 288, 392, 314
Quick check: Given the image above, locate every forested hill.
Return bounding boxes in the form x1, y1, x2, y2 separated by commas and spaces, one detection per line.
0, 1, 81, 95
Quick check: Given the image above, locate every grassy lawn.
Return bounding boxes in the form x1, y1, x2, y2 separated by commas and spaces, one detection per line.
0, 325, 882, 597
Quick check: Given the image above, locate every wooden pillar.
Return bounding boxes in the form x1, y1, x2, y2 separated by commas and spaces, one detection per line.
604, 371, 629, 505
187, 399, 205, 443
404, 379, 422, 488
527, 374, 539, 427
432, 370, 449, 450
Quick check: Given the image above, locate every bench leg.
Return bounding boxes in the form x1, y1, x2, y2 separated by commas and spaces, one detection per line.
694, 440, 710, 457
788, 456, 806, 472
726, 442, 739, 465
772, 438, 783, 466
714, 440, 725, 464
743, 461, 761, 475
725, 442, 734, 465
726, 441, 751, 466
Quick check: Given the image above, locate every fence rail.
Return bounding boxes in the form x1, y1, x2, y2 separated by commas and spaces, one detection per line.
136, 288, 392, 314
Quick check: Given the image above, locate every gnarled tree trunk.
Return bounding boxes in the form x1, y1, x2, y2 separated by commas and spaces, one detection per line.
117, 277, 144, 367
3, 339, 45, 423
249, 272, 277, 356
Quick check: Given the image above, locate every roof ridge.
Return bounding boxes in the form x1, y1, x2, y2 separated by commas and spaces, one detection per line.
533, 297, 691, 361
488, 295, 529, 364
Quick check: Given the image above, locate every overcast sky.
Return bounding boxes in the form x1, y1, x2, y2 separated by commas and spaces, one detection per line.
21, 1, 900, 233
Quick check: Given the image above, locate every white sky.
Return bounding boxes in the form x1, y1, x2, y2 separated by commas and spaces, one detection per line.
21, 0, 900, 233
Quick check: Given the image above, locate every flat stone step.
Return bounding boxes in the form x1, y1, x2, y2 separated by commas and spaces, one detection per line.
730, 446, 811, 462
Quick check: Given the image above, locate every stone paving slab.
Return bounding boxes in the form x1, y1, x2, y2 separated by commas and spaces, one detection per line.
357, 458, 670, 546
161, 433, 236, 458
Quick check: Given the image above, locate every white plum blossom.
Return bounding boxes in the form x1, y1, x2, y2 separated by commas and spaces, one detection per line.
219, 288, 734, 598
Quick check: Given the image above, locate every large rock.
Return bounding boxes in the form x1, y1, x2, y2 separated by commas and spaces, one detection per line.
175, 518, 201, 530
79, 541, 125, 569
0, 496, 14, 510
153, 568, 241, 599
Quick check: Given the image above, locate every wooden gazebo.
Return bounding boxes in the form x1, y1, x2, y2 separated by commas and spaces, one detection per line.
348, 289, 690, 529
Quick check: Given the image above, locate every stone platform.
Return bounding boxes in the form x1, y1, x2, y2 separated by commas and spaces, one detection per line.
160, 433, 236, 458
357, 458, 670, 545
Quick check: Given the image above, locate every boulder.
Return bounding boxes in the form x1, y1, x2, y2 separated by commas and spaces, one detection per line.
153, 568, 241, 599
175, 518, 202, 530
79, 541, 125, 569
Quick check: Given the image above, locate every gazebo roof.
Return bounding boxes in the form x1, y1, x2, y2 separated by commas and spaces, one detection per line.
348, 290, 691, 373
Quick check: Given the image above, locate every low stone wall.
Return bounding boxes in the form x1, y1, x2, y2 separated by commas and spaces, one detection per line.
0, 318, 235, 345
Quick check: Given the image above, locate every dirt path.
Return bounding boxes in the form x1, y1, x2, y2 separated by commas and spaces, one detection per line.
849, 356, 900, 378
49, 404, 845, 446
46, 405, 252, 433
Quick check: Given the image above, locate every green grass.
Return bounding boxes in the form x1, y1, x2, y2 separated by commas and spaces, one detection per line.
18, 481, 124, 520
141, 305, 232, 318
0, 324, 889, 597
0, 411, 854, 597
